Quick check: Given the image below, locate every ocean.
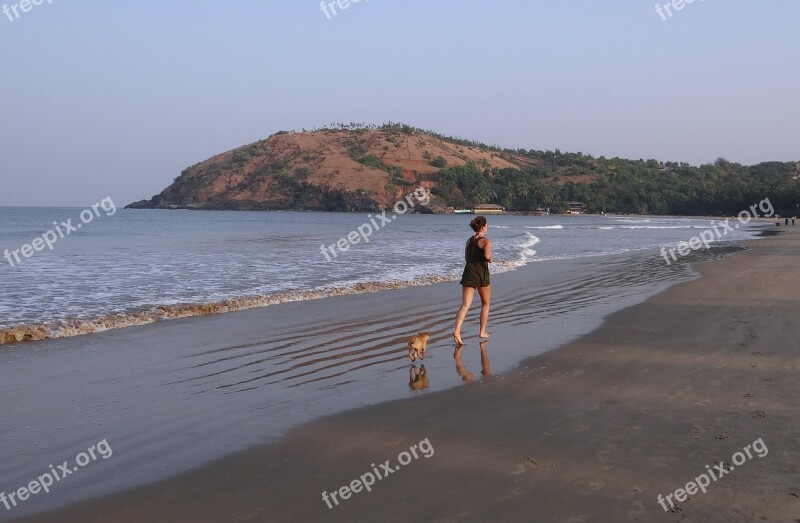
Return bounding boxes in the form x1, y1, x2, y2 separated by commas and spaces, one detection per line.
0, 207, 764, 339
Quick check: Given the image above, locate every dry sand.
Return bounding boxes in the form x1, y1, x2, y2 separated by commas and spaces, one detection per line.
16, 227, 800, 523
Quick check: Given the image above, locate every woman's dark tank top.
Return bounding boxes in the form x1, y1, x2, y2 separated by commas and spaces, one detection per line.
465, 236, 487, 263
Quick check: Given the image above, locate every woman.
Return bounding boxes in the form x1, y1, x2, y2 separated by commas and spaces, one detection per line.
453, 216, 492, 345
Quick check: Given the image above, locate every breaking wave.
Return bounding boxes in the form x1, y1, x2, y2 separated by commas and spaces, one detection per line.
1, 233, 548, 345
0, 276, 458, 345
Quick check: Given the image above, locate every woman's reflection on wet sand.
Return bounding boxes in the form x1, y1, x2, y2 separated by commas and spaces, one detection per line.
454, 340, 491, 382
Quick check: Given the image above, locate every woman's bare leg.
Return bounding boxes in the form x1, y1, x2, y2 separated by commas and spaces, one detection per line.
453, 286, 475, 345
477, 285, 491, 338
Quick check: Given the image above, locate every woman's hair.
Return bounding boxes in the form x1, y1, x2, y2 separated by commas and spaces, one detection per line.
470, 216, 487, 232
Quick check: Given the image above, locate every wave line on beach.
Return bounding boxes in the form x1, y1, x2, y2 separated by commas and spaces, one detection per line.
0, 275, 460, 346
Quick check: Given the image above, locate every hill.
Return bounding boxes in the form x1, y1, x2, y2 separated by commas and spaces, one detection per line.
127, 124, 524, 212
127, 124, 800, 216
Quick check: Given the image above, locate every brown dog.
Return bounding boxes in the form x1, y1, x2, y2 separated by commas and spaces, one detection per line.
407, 332, 430, 362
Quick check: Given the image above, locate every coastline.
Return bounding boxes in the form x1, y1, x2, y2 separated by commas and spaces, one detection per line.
8, 227, 799, 521
0, 211, 769, 347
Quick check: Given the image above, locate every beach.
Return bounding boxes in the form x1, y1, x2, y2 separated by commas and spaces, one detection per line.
4, 0, 798, 521
6, 225, 797, 522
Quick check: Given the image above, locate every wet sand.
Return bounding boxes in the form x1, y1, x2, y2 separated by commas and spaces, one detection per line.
2, 242, 711, 520
12, 227, 800, 522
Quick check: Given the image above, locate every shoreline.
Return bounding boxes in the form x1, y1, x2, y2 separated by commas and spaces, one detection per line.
10, 227, 800, 522
0, 213, 772, 347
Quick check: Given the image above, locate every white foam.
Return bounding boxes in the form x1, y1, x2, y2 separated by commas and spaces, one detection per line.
620, 225, 693, 229
614, 218, 653, 224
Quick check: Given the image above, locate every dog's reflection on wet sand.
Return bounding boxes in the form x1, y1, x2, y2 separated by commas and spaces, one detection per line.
408, 364, 430, 391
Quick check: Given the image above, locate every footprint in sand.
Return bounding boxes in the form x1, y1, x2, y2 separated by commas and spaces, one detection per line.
650, 456, 680, 467
743, 392, 754, 398
752, 410, 766, 419
582, 481, 603, 495
712, 460, 734, 473
627, 500, 646, 518
511, 457, 539, 475
596, 448, 612, 461
761, 376, 773, 382
511, 464, 527, 476
495, 488, 522, 502
692, 424, 707, 440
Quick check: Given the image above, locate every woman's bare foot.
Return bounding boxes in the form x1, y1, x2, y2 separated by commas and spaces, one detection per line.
479, 331, 490, 339
453, 332, 464, 345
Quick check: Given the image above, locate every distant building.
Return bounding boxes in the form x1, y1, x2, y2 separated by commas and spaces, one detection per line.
565, 201, 587, 214
472, 204, 505, 215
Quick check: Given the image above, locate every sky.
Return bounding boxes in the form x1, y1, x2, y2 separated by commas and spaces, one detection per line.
1, 0, 798, 207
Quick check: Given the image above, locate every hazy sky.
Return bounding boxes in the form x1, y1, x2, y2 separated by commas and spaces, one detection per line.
1, 1, 798, 207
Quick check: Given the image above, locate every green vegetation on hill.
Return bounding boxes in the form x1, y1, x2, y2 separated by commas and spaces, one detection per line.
316, 123, 799, 215
432, 156, 799, 216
